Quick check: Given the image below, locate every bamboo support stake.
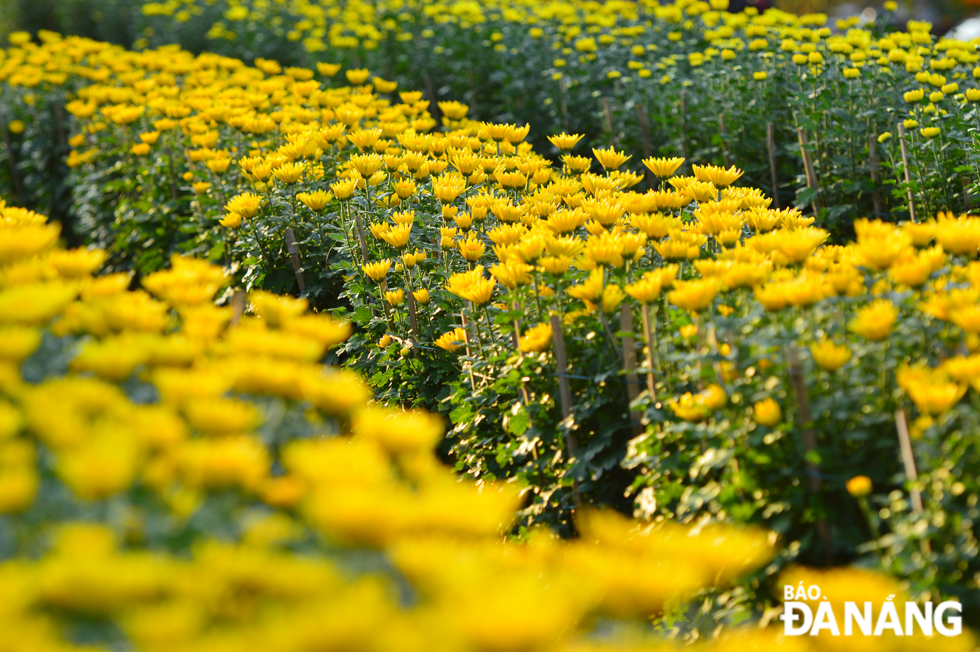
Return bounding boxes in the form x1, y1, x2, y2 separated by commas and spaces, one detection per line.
460, 310, 476, 391
897, 122, 917, 222
797, 127, 821, 216
787, 346, 833, 554
423, 73, 440, 123
694, 316, 706, 392
53, 103, 67, 149
602, 97, 617, 148
679, 89, 690, 166
511, 301, 523, 351
380, 280, 393, 326
550, 314, 581, 507
511, 310, 533, 414
550, 315, 574, 431
705, 324, 726, 391
717, 114, 731, 168
406, 288, 420, 342
354, 213, 370, 264
230, 289, 246, 326
636, 104, 653, 186
640, 304, 657, 400
619, 305, 643, 434
166, 144, 179, 202
869, 133, 883, 218
550, 315, 577, 452
0, 106, 24, 203
283, 227, 306, 292
894, 409, 924, 514
767, 123, 780, 209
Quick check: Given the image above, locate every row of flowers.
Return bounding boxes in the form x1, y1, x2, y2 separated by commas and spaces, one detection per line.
103, 0, 980, 235
0, 30, 978, 627
2, 199, 810, 650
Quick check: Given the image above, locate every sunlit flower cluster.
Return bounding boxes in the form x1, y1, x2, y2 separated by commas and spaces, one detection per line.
0, 198, 799, 651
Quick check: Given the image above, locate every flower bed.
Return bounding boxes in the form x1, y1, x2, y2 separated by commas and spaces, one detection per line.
0, 22, 979, 641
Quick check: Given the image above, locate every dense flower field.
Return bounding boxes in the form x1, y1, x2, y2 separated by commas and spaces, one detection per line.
0, 0, 979, 647
0, 202, 786, 650
106, 0, 980, 233
0, 173, 973, 651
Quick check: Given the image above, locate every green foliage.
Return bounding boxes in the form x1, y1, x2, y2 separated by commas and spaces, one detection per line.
2, 10, 980, 629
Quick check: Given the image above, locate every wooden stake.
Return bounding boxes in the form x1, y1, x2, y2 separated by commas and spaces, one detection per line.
460, 310, 476, 390
636, 104, 653, 186
423, 73, 440, 123
166, 144, 179, 202
894, 409, 924, 514
640, 304, 657, 400
354, 213, 370, 264
550, 315, 578, 449
717, 114, 731, 168
53, 103, 67, 149
679, 89, 690, 167
767, 122, 780, 209
511, 301, 524, 352
550, 314, 581, 507
602, 97, 617, 148
897, 122, 917, 222
406, 288, 419, 341
230, 289, 246, 326
787, 346, 833, 555
619, 304, 642, 434
0, 105, 24, 203
797, 127, 821, 216
283, 227, 306, 292
511, 310, 533, 413
869, 133, 883, 218
379, 280, 393, 326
